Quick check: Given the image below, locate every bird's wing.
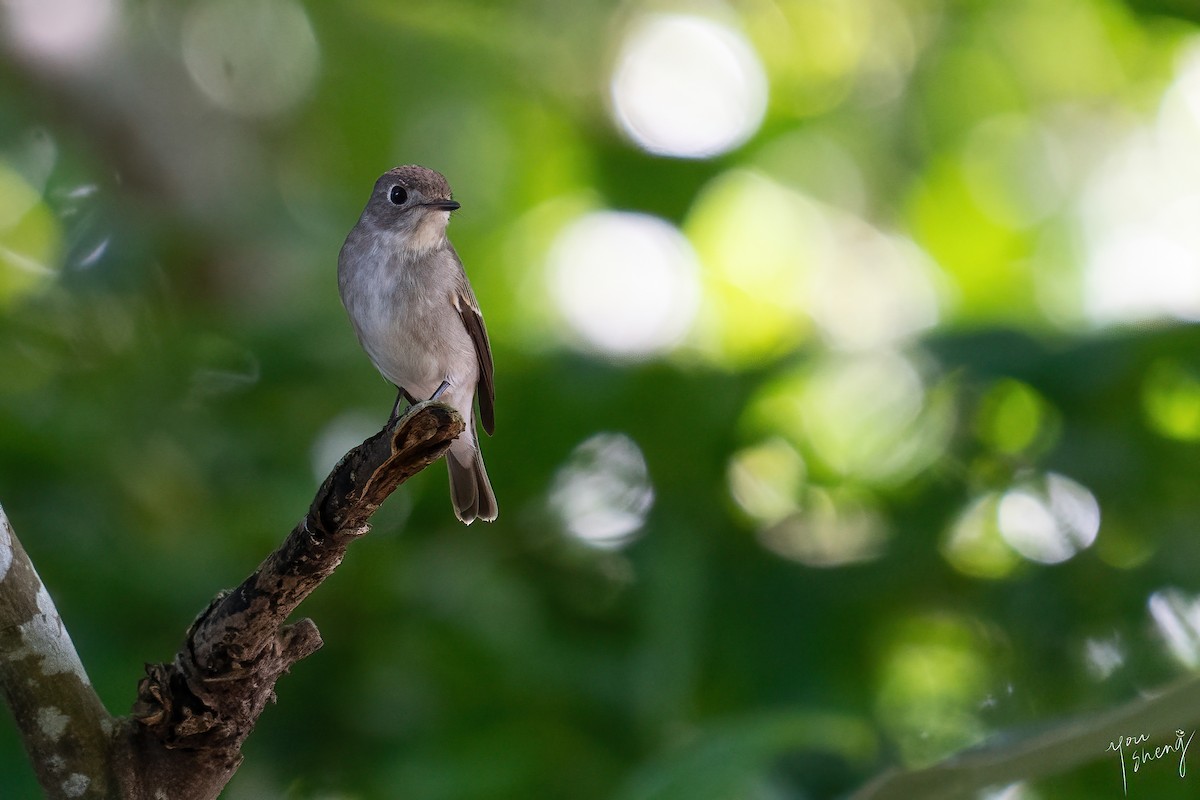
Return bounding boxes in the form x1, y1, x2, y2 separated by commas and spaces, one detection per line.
453, 283, 495, 436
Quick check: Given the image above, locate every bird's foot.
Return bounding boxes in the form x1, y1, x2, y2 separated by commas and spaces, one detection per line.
389, 387, 420, 425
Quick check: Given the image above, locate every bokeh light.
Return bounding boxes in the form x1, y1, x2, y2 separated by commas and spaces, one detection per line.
182, 0, 319, 118
549, 433, 654, 550
1148, 588, 1200, 669
1080, 40, 1200, 325
997, 473, 1100, 565
962, 114, 1069, 230
980, 784, 1035, 800
2, 0, 1199, 796
907, 155, 1036, 326
609, 12, 767, 159
546, 211, 701, 358
1083, 636, 1125, 681
808, 219, 942, 351
942, 493, 1022, 580
728, 440, 887, 566
727, 438, 806, 524
875, 614, 992, 767
310, 411, 379, 481
1, 0, 118, 67
756, 486, 889, 567
1142, 358, 1200, 442
9, 128, 56, 195
0, 162, 62, 305
974, 379, 1060, 456
752, 130, 867, 212
686, 171, 817, 366
746, 351, 953, 486
946, 473, 1102, 573
686, 170, 945, 366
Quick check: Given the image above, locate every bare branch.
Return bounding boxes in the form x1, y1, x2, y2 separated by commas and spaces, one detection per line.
851, 673, 1200, 799
0, 506, 118, 799
115, 400, 464, 799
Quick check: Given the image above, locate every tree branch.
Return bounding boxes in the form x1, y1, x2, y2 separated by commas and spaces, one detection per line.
851, 672, 1200, 799
0, 506, 117, 799
1, 400, 463, 800
119, 400, 463, 799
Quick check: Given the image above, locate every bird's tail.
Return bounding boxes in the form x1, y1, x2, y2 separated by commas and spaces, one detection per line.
448, 434, 497, 524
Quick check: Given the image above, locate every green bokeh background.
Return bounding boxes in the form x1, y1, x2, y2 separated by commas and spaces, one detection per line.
3, 0, 1200, 797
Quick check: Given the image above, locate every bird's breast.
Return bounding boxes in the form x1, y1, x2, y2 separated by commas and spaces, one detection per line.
340, 244, 475, 394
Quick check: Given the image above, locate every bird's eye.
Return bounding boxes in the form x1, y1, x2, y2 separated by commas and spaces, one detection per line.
388, 185, 408, 205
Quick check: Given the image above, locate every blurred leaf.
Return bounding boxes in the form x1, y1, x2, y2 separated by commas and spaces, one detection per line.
614, 712, 876, 800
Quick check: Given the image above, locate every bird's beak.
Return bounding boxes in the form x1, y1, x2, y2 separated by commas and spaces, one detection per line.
427, 200, 460, 211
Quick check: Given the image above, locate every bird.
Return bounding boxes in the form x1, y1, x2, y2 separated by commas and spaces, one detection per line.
338, 165, 497, 524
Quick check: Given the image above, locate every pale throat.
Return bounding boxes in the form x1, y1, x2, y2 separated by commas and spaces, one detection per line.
403, 211, 451, 256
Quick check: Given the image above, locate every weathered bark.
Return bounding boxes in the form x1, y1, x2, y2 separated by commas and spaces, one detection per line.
0, 510, 118, 799
0, 401, 464, 799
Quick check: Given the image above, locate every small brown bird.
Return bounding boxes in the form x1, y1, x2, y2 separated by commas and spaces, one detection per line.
338, 165, 497, 524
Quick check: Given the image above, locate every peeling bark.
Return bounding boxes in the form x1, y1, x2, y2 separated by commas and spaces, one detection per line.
0, 401, 464, 799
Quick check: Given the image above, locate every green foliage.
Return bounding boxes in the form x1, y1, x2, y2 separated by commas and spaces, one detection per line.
2, 0, 1200, 797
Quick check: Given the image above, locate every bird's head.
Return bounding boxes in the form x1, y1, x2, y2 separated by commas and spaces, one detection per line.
361, 164, 460, 254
